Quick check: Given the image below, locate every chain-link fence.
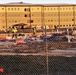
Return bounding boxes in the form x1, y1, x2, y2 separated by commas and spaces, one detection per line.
0, 27, 76, 75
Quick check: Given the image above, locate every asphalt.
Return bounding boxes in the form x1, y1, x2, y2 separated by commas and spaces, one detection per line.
0, 49, 76, 57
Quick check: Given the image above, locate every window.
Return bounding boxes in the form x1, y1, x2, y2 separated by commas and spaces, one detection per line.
63, 8, 65, 10
18, 15, 20, 16
11, 8, 13, 10
15, 15, 17, 16
48, 20, 50, 22
69, 8, 71, 10
57, 25, 59, 27
12, 20, 14, 22
60, 25, 62, 27
2, 20, 4, 22
18, 8, 20, 10
2, 8, 4, 10
32, 8, 33, 10
66, 14, 68, 16
54, 8, 55, 10
32, 14, 34, 16
66, 8, 68, 10
25, 14, 27, 17
72, 8, 74, 10
48, 14, 50, 16
51, 20, 53, 21
24, 8, 26, 11
66, 25, 68, 26
37, 8, 39, 10
66, 19, 68, 21
15, 21, 17, 22
48, 8, 49, 10
72, 19, 74, 21
45, 8, 46, 10
14, 8, 16, 10
12, 15, 14, 16
8, 8, 10, 10
30, 20, 33, 23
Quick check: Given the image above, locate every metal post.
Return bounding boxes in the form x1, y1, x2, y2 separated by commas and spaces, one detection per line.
52, 29, 53, 34
45, 26, 49, 75
57, 29, 59, 33
67, 28, 70, 43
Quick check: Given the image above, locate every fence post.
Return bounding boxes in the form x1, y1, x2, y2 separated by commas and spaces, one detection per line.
44, 26, 49, 75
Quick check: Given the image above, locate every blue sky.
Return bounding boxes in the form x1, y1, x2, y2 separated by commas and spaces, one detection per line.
0, 0, 76, 4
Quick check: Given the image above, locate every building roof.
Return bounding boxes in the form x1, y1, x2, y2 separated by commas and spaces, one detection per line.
0, 2, 42, 6
4, 2, 31, 5
43, 3, 76, 6
3, 2, 41, 5
0, 2, 76, 6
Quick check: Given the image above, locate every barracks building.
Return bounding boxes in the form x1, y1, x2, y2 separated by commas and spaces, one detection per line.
0, 2, 76, 31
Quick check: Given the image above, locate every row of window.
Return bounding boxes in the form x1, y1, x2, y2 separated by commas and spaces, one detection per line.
25, 7, 76, 11
1, 19, 76, 23
8, 14, 20, 17
31, 24, 76, 29
2, 20, 33, 23
2, 20, 20, 23
1, 14, 75, 17
32, 13, 74, 16
44, 7, 76, 10
2, 7, 76, 11
44, 19, 75, 22
57, 24, 76, 27
44, 14, 73, 16
2, 8, 20, 10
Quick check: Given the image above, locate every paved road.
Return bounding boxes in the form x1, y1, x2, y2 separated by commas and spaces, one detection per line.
0, 49, 76, 57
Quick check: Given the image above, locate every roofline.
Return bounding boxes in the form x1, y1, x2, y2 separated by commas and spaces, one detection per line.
0, 3, 76, 6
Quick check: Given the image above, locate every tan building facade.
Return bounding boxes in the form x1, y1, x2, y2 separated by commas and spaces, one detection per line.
0, 2, 76, 30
